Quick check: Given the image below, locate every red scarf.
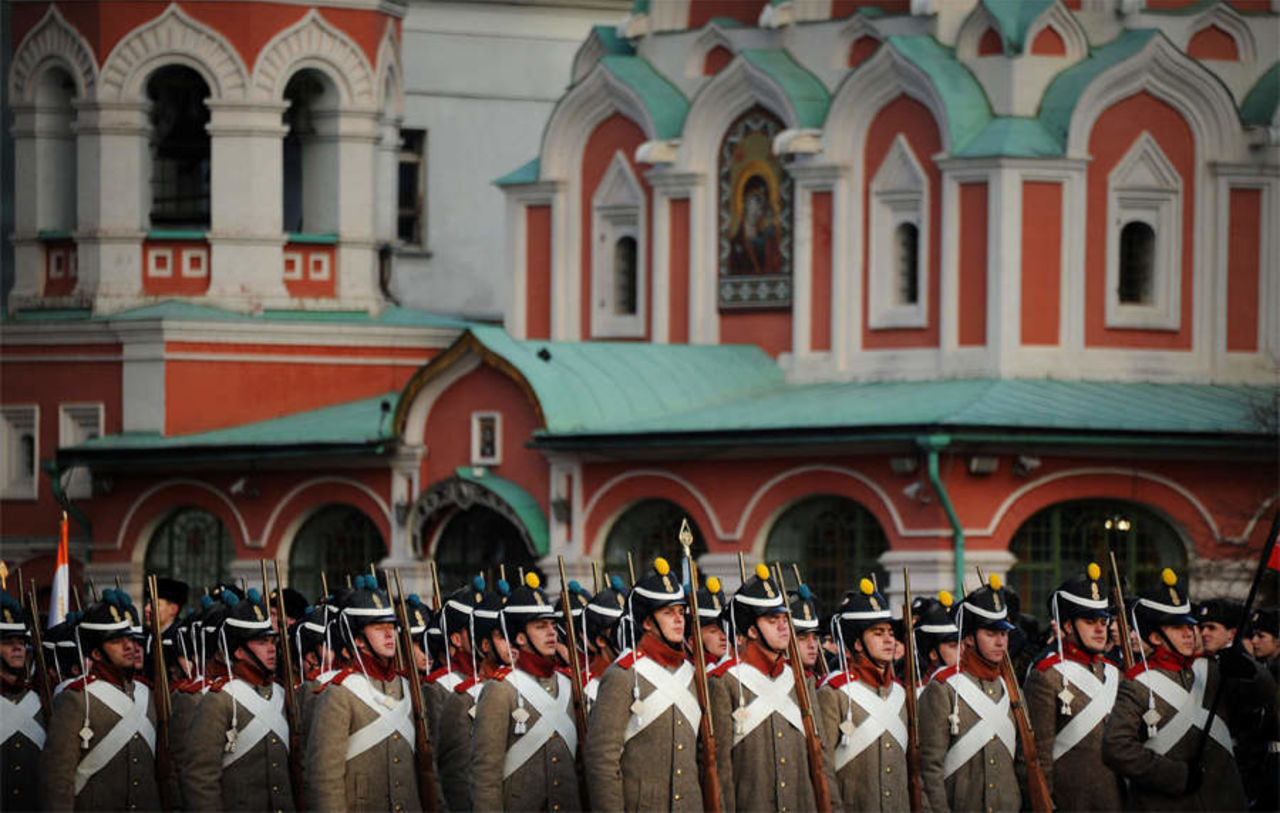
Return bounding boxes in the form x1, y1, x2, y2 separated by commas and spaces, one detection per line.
516, 648, 556, 679
850, 653, 893, 689
1147, 645, 1198, 673
91, 659, 133, 688
232, 659, 275, 687
639, 632, 686, 668
743, 639, 787, 678
1063, 640, 1112, 666
960, 647, 1002, 682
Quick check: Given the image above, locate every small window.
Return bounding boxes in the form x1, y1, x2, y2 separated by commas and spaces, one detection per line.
895, 223, 920, 305
471, 412, 501, 466
1118, 221, 1154, 304
147, 66, 211, 228
613, 237, 638, 316
59, 404, 103, 500
1, 406, 39, 500
398, 129, 427, 247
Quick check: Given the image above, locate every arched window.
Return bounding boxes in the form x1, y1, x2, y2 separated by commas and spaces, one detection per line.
1007, 500, 1186, 621
147, 66, 211, 228
895, 222, 919, 305
764, 496, 889, 612
431, 505, 539, 592
613, 236, 638, 315
288, 504, 386, 602
603, 499, 707, 580
33, 67, 77, 232
283, 69, 341, 236
1118, 221, 1154, 304
145, 507, 234, 608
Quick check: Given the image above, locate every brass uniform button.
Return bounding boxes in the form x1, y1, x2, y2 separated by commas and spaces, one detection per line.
885, 766, 892, 774
780, 781, 787, 789
677, 744, 684, 751
779, 757, 787, 765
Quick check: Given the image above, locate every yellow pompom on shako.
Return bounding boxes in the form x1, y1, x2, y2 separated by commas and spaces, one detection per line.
525, 572, 540, 589
706, 576, 721, 594
860, 577, 875, 596
654, 557, 670, 576
1162, 568, 1177, 586
1087, 562, 1102, 581
938, 590, 954, 607
988, 573, 1003, 591
755, 562, 772, 581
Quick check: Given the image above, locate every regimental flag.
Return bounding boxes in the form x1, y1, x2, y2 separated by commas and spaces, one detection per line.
49, 512, 70, 627
1268, 530, 1280, 572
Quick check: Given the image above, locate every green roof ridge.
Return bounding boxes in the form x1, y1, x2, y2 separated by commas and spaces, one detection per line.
11, 300, 469, 328
599, 55, 690, 139
886, 36, 992, 151
739, 49, 831, 129
588, 24, 634, 56
1038, 29, 1158, 145
494, 157, 541, 187
980, 0, 1054, 54
955, 116, 1062, 158
1242, 62, 1280, 126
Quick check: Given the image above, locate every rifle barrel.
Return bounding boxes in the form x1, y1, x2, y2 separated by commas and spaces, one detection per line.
773, 563, 833, 813
393, 569, 440, 812
682, 540, 724, 813
556, 558, 592, 811
901, 569, 924, 813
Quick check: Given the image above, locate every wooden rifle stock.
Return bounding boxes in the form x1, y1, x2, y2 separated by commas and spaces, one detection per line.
146, 574, 174, 811
556, 558, 592, 810
680, 524, 723, 813
392, 570, 440, 813
773, 564, 833, 813
901, 569, 924, 813
267, 562, 305, 809
429, 561, 443, 612
22, 578, 53, 725
1108, 552, 1135, 671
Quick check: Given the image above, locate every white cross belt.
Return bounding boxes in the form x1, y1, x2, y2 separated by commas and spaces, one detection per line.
343, 674, 415, 761
1, 691, 45, 748
221, 680, 290, 767
503, 670, 576, 779
834, 681, 906, 771
1050, 661, 1118, 761
625, 658, 700, 743
76, 682, 155, 795
1136, 659, 1232, 756
942, 673, 1014, 779
729, 663, 802, 746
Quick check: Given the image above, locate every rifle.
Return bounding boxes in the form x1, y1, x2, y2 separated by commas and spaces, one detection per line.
429, 561, 443, 612
626, 552, 637, 587
392, 569, 440, 813
267, 562, 305, 807
774, 563, 833, 813
679, 520, 723, 813
146, 574, 174, 811
901, 569, 924, 813
976, 567, 1052, 813
22, 578, 53, 725
1108, 551, 1135, 670
557, 557, 592, 810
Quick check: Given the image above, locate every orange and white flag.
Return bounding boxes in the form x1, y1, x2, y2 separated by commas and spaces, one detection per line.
49, 512, 70, 627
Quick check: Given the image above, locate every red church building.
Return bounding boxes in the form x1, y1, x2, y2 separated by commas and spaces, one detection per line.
3, 0, 1277, 617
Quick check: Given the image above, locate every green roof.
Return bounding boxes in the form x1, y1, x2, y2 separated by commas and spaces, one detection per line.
494, 158, 540, 187
62, 392, 399, 460
887, 36, 993, 151
454, 467, 548, 556
586, 24, 634, 57
535, 378, 1275, 439
1038, 29, 1158, 146
740, 50, 830, 129
980, 0, 1054, 54
631, 0, 649, 14
599, 55, 689, 139
1242, 62, 1280, 126
955, 117, 1062, 158
7, 300, 469, 328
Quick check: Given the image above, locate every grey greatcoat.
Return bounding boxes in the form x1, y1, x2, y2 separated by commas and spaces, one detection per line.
1, 684, 44, 811
816, 668, 909, 812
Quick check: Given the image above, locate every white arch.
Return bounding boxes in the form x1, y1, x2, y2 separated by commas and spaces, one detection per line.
831, 14, 883, 71
954, 1, 1003, 61
397, 354, 482, 447
582, 469, 728, 540
99, 3, 249, 101
1065, 33, 1240, 162
685, 23, 736, 78
375, 18, 403, 116
252, 9, 376, 106
732, 464, 915, 543
1185, 2, 1258, 64
540, 60, 664, 180
8, 5, 98, 103
1024, 1, 1089, 61
263, 476, 393, 563
114, 478, 251, 553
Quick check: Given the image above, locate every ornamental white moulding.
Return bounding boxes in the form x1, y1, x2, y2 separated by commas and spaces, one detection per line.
868, 134, 929, 330
1105, 132, 1183, 331
59, 403, 103, 500
1, 405, 39, 500
591, 151, 647, 339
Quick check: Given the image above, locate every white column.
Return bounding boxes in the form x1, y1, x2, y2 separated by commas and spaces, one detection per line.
375, 114, 401, 246
74, 101, 149, 313
880, 548, 1017, 611
206, 100, 290, 309
326, 107, 382, 310
381, 446, 430, 595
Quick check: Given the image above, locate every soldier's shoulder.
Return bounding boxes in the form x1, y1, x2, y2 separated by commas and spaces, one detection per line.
425, 666, 452, 684
819, 671, 850, 690
61, 674, 94, 693
932, 664, 960, 684
614, 651, 640, 670
205, 676, 232, 693
454, 675, 483, 694
1124, 661, 1155, 680
490, 665, 514, 682
1033, 653, 1064, 673
708, 657, 738, 678
320, 668, 359, 691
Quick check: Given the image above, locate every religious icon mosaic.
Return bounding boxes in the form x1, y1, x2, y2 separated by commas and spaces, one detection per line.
717, 107, 793, 309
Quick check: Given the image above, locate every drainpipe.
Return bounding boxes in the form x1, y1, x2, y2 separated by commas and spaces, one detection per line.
917, 435, 964, 595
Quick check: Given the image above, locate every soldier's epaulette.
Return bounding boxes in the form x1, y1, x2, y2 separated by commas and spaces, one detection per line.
819, 671, 850, 690
1124, 661, 1152, 680
63, 674, 94, 692
425, 666, 453, 684
178, 678, 206, 694
490, 666, 514, 682
205, 676, 231, 693
322, 668, 358, 690
708, 657, 737, 678
554, 665, 574, 679
933, 665, 960, 684
1034, 653, 1064, 673
455, 675, 483, 694
615, 651, 641, 670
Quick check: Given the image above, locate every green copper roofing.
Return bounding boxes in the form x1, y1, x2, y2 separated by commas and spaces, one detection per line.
494, 158, 540, 187
1141, 0, 1217, 15
63, 392, 399, 457
886, 36, 992, 151
955, 117, 1062, 158
454, 467, 549, 556
448, 326, 784, 434
708, 16, 747, 27
8, 300, 468, 328
980, 0, 1054, 54
740, 50, 830, 129
599, 55, 690, 139
587, 24, 634, 57
1038, 29, 1158, 146
1242, 62, 1280, 126
631, 0, 649, 14
537, 378, 1274, 439
147, 229, 206, 241
285, 232, 338, 245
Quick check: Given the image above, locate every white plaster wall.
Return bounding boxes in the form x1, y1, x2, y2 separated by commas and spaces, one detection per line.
394, 0, 628, 320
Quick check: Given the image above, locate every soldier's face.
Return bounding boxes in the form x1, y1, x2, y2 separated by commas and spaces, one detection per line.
1250, 630, 1279, 659
647, 604, 686, 643
521, 618, 559, 658
1070, 616, 1110, 652
859, 622, 896, 666
972, 629, 1008, 663
1197, 621, 1234, 654
242, 637, 277, 672
0, 635, 27, 672
1159, 624, 1197, 657
362, 622, 397, 659
412, 642, 428, 673
700, 623, 727, 659
753, 614, 791, 652
487, 631, 513, 665
937, 640, 959, 667
796, 631, 820, 667
98, 637, 135, 670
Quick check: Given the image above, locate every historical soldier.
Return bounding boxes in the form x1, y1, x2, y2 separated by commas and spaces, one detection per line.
43, 589, 161, 811
817, 577, 908, 811
47, 614, 87, 693
583, 576, 628, 699
471, 572, 581, 812
183, 589, 294, 811
1023, 563, 1124, 810
689, 576, 728, 668
425, 579, 483, 747
1, 590, 42, 811
1102, 568, 1247, 810
172, 595, 234, 798
709, 563, 838, 811
438, 578, 510, 811
1248, 606, 1280, 680
918, 574, 1021, 813
585, 558, 701, 810
791, 583, 825, 682
910, 592, 959, 685
305, 575, 419, 812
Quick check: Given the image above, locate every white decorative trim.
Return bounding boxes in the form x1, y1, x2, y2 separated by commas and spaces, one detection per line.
99, 3, 250, 101
1024, 2, 1089, 62
541, 62, 663, 180
954, 2, 1003, 61
1105, 132, 1182, 331
263, 476, 392, 557
0, 405, 40, 501
308, 253, 332, 281
470, 411, 502, 466
685, 24, 736, 78
252, 9, 376, 106
283, 251, 304, 281
397, 354, 482, 447
58, 403, 101, 501
583, 469, 728, 543
374, 19, 404, 116
868, 134, 929, 330
590, 152, 647, 339
147, 248, 174, 278
8, 5, 98, 103
1184, 2, 1258, 63
180, 247, 209, 279
734, 463, 917, 543
113, 478, 251, 552
831, 15, 883, 70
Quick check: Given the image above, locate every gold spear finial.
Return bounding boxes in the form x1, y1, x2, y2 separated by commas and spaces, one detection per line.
0, 561, 7, 590
678, 518, 693, 552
